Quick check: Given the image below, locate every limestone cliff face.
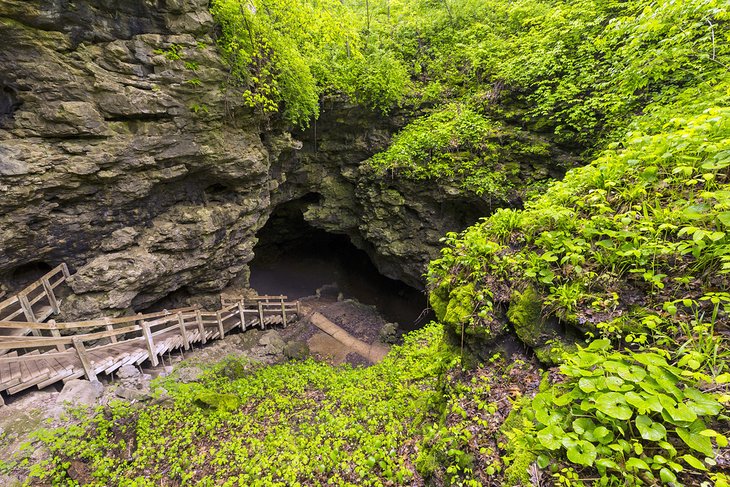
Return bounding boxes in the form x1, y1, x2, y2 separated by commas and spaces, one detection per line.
0, 0, 279, 318
271, 103, 494, 289
0, 0, 559, 320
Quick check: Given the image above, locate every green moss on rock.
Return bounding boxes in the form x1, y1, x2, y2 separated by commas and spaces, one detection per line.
194, 392, 240, 411
443, 283, 476, 328
507, 286, 544, 348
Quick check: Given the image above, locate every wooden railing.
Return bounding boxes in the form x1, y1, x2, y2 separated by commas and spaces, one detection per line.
0, 296, 300, 393
0, 263, 70, 330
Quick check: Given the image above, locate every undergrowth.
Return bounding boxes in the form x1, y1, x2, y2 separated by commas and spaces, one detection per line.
19, 323, 504, 486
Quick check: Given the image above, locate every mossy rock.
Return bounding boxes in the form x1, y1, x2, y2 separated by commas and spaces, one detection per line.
508, 286, 581, 365
534, 340, 578, 365
443, 283, 476, 327
194, 392, 240, 411
429, 280, 450, 321
507, 286, 562, 348
432, 281, 505, 345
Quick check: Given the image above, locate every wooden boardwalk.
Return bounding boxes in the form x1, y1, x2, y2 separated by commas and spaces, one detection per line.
0, 265, 300, 401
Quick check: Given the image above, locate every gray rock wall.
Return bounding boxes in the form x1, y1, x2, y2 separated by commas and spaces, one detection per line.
0, 0, 280, 318
273, 103, 493, 289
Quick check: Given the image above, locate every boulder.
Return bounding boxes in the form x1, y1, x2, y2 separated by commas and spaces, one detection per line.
283, 340, 310, 360
56, 379, 104, 407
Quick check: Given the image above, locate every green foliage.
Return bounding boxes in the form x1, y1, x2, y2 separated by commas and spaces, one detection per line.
506, 339, 727, 485
429, 78, 730, 361
24, 324, 463, 486
368, 104, 528, 198
210, 0, 409, 126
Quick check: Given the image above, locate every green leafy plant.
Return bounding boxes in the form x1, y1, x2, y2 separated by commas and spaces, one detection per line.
512, 339, 727, 485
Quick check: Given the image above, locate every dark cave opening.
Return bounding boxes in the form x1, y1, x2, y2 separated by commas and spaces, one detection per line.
249, 196, 432, 331
5, 261, 53, 291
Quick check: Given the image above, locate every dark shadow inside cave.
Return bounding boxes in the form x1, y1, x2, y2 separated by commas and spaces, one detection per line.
249, 195, 432, 331
4, 261, 53, 291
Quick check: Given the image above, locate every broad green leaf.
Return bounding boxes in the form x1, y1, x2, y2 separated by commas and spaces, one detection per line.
596, 458, 619, 473
595, 392, 633, 420
659, 468, 677, 483
625, 457, 650, 471
680, 454, 707, 471
572, 418, 596, 435
676, 427, 714, 457
683, 388, 722, 416
565, 439, 597, 466
662, 402, 697, 424
606, 376, 629, 391
586, 339, 612, 351
578, 377, 597, 393
537, 424, 564, 450
636, 415, 666, 441
592, 426, 614, 445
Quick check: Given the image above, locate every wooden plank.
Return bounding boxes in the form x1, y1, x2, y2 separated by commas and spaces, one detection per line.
105, 318, 117, 344
195, 310, 206, 345
18, 294, 38, 336
63, 371, 85, 383
37, 369, 74, 389
177, 313, 190, 350
48, 320, 66, 352
7, 352, 20, 384
216, 311, 225, 339
73, 338, 97, 382
238, 299, 246, 331
140, 321, 158, 367
281, 298, 287, 327
0, 353, 7, 383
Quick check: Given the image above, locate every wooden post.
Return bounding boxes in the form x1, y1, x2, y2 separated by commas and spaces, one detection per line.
49, 320, 66, 352
18, 292, 36, 322
195, 310, 206, 344
296, 301, 301, 316
281, 297, 287, 327
216, 311, 225, 339
41, 278, 59, 314
105, 318, 117, 343
258, 302, 265, 330
60, 263, 71, 279
18, 293, 41, 336
73, 337, 96, 382
140, 320, 159, 367
237, 301, 246, 330
177, 313, 190, 350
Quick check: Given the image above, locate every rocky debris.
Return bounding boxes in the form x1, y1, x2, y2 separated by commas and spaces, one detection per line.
114, 386, 151, 402
283, 340, 309, 360
176, 365, 204, 383
56, 379, 104, 407
379, 322, 399, 344
116, 364, 141, 380
257, 330, 286, 356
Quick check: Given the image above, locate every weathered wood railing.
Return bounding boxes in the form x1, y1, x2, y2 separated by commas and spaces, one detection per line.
0, 295, 300, 398
0, 264, 70, 333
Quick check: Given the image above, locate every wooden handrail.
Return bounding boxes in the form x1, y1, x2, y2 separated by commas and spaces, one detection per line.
0, 264, 67, 311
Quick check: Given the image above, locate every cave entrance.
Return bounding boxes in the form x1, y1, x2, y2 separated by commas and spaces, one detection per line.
4, 261, 53, 291
249, 196, 429, 331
